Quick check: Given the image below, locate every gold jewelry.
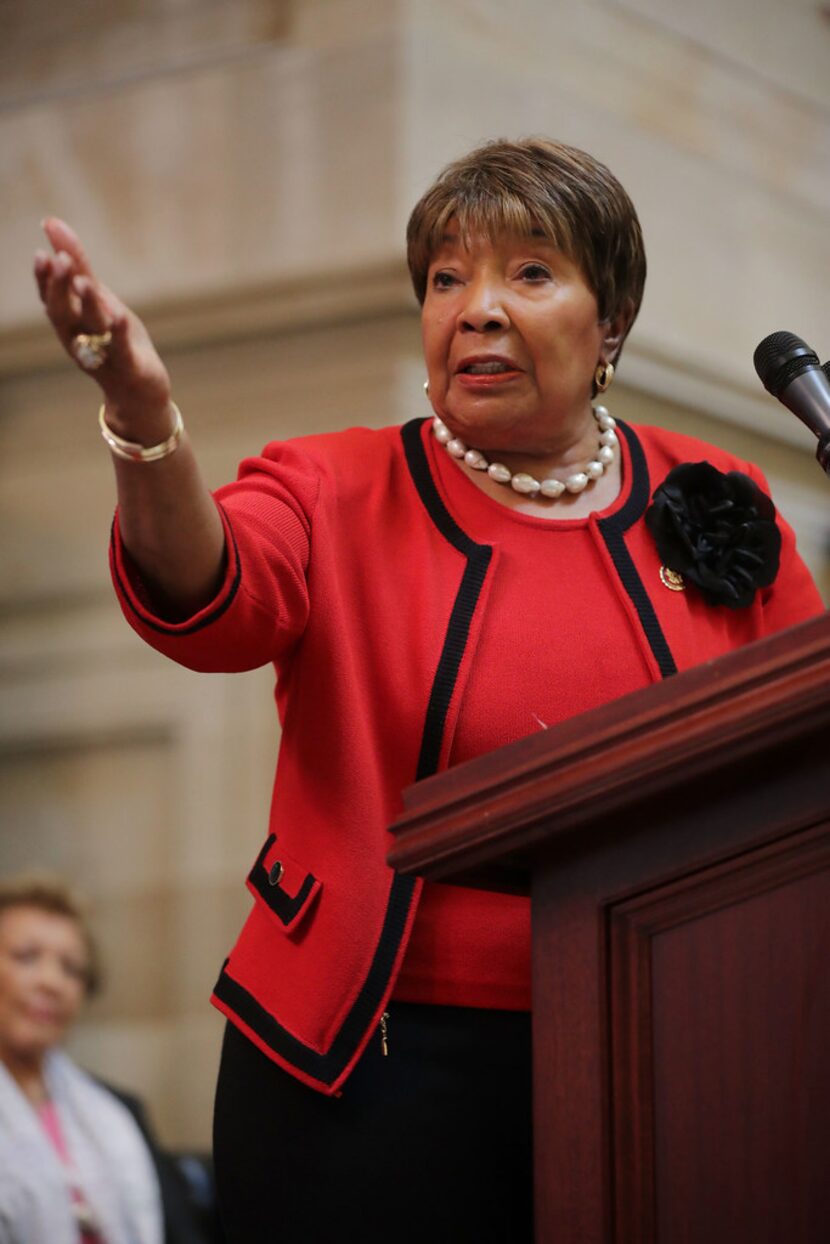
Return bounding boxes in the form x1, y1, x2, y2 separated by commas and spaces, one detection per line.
594, 361, 614, 393
423, 380, 430, 398
659, 566, 686, 592
72, 331, 112, 371
98, 402, 184, 463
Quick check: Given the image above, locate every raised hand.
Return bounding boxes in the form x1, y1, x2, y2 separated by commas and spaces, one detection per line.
33, 217, 225, 612
34, 218, 172, 435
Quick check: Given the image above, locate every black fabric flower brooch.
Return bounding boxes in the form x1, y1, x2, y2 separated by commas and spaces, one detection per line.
645, 462, 781, 609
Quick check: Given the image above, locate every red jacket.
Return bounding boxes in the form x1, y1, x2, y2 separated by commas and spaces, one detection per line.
111, 418, 823, 1095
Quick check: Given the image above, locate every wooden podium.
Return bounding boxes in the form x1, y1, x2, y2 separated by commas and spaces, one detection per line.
389, 612, 830, 1244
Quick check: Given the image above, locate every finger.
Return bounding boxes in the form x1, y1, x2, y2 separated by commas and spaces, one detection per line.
70, 279, 131, 376
33, 249, 52, 304
83, 278, 132, 342
42, 217, 94, 278
73, 275, 112, 335
94, 280, 130, 326
107, 313, 132, 365
44, 250, 83, 338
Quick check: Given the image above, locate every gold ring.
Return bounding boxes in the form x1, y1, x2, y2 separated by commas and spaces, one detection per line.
72, 330, 112, 371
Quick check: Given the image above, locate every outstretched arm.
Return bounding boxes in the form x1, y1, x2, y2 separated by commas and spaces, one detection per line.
34, 218, 225, 618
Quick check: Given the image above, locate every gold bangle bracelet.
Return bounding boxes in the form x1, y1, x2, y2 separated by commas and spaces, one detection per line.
98, 402, 184, 463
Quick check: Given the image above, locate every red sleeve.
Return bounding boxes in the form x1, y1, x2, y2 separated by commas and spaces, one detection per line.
110, 441, 321, 672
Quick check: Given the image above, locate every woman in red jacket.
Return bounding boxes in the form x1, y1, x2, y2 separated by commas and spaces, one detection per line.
33, 138, 823, 1243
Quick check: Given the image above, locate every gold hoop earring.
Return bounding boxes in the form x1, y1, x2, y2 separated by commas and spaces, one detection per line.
423, 380, 430, 399
594, 361, 614, 393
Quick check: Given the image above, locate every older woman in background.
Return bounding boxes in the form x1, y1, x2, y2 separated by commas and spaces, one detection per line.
0, 879, 163, 1244
33, 138, 823, 1242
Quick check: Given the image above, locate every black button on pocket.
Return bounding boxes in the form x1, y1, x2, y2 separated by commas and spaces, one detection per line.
247, 833, 322, 933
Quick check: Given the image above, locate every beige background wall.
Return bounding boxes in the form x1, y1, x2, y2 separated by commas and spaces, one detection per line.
1, 0, 828, 1148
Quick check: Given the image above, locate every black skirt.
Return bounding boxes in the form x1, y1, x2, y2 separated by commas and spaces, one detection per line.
213, 1002, 533, 1244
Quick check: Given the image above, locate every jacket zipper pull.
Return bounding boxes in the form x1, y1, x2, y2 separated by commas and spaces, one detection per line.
380, 1011, 390, 1056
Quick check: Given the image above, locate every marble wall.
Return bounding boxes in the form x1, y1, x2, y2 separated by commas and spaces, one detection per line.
1, 0, 828, 1147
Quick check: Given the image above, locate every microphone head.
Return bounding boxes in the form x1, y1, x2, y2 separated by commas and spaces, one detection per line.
753, 331, 819, 397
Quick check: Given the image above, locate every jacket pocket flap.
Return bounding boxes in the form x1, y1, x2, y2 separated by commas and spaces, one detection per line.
246, 833, 321, 934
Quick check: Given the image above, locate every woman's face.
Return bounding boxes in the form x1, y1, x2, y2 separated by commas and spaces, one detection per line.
421, 228, 619, 454
0, 905, 89, 1064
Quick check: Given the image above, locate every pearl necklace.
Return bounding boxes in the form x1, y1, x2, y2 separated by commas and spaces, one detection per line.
431, 406, 618, 498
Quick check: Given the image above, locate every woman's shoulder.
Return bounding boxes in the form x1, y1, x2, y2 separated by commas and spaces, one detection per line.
262, 422, 406, 469
233, 420, 417, 511
46, 1050, 149, 1133
628, 422, 762, 478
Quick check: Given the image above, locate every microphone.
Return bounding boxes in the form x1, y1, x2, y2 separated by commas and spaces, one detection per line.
753, 331, 830, 476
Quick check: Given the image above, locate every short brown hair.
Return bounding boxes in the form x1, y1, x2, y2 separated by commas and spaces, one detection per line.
406, 137, 646, 340
0, 876, 101, 996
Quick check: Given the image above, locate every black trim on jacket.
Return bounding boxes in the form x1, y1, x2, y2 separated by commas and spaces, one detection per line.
246, 834, 320, 927
214, 869, 417, 1084
400, 418, 494, 779
214, 418, 493, 1090
215, 418, 679, 1088
112, 502, 242, 636
597, 421, 678, 678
